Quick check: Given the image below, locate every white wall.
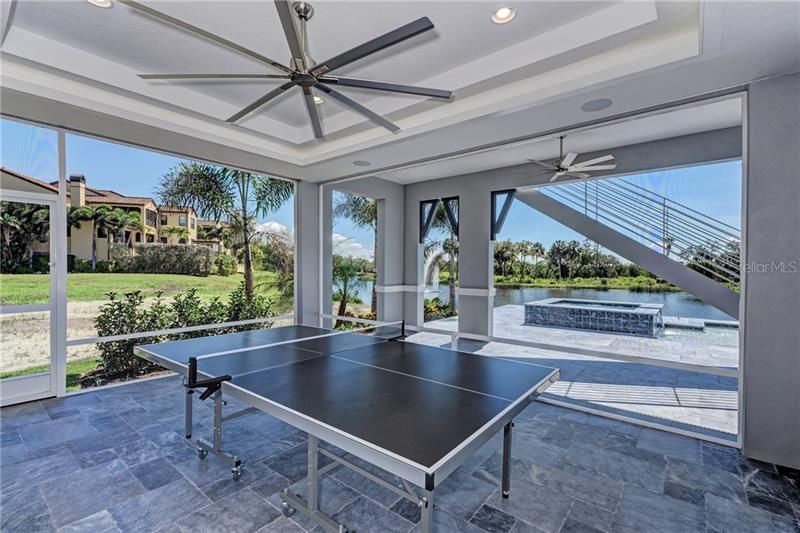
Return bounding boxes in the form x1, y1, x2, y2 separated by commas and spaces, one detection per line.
741, 73, 800, 468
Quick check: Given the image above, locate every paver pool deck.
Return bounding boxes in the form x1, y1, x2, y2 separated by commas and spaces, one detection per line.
407, 304, 739, 442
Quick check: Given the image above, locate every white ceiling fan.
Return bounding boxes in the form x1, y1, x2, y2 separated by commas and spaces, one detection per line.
529, 135, 617, 182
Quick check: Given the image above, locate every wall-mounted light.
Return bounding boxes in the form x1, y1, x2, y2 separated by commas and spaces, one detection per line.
313, 96, 324, 105
86, 0, 112, 8
492, 7, 516, 24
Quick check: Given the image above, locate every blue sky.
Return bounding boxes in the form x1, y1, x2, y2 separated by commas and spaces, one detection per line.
2, 118, 741, 255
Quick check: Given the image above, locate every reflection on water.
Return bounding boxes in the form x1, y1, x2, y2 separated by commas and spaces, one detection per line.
359, 281, 735, 321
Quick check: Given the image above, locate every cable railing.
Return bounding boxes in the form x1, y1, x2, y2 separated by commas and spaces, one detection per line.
542, 178, 741, 286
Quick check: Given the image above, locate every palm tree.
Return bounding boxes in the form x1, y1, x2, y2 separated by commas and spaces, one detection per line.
332, 255, 368, 326
157, 163, 293, 297
493, 240, 515, 277
333, 193, 378, 314
431, 202, 459, 311
563, 240, 581, 279
0, 207, 22, 272
68, 204, 113, 270
549, 240, 567, 280
530, 242, 545, 279
160, 225, 189, 243
106, 209, 142, 257
514, 241, 532, 282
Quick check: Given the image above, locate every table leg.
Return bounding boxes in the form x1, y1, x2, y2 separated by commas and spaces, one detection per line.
502, 421, 513, 498
419, 489, 434, 533
308, 435, 319, 512
184, 387, 194, 439
213, 389, 223, 451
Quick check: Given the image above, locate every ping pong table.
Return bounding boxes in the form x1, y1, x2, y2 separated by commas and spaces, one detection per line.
134, 323, 559, 532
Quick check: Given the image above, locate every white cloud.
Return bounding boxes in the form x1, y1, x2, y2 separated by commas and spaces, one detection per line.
332, 233, 373, 259
252, 220, 373, 259
253, 221, 293, 243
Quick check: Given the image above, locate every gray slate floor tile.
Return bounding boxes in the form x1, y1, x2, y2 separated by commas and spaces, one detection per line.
666, 457, 746, 503
706, 493, 798, 533
176, 488, 280, 533
129, 457, 183, 490
41, 459, 146, 527
255, 516, 304, 532
566, 500, 612, 533
333, 495, 414, 533
486, 480, 573, 533
1, 443, 81, 494
611, 485, 704, 533
469, 504, 517, 533
0, 486, 50, 532
636, 428, 702, 465
108, 478, 209, 533
19, 414, 98, 450
562, 443, 664, 493
409, 507, 489, 533
545, 462, 623, 511
434, 469, 496, 520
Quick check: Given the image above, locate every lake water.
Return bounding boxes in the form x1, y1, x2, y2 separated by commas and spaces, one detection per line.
357, 282, 735, 321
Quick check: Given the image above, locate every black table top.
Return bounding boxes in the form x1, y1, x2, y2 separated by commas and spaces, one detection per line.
137, 326, 558, 469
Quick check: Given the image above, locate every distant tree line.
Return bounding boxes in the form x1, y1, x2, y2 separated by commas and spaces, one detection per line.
493, 239, 648, 281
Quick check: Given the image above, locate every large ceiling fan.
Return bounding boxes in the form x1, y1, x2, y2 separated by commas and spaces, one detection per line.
529, 135, 617, 182
118, 0, 454, 139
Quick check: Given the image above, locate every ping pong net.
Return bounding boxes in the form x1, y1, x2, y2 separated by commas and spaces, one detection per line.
186, 320, 406, 400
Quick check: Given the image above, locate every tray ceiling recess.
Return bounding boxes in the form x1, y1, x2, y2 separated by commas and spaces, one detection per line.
119, 0, 454, 140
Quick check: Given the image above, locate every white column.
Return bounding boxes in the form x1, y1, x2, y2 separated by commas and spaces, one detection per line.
741, 73, 800, 468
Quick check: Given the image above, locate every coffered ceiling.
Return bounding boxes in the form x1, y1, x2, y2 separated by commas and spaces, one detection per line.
1, 0, 798, 183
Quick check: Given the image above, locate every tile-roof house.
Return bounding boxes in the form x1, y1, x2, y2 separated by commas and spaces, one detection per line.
1, 167, 210, 261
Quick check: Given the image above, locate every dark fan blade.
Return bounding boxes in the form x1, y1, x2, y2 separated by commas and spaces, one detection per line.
274, 0, 306, 71
527, 159, 557, 170
118, 0, 293, 74
318, 76, 452, 99
315, 83, 399, 133
302, 86, 324, 139
140, 74, 289, 80
310, 17, 434, 77
226, 81, 295, 122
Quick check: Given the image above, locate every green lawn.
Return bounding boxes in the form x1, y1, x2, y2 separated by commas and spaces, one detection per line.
493, 275, 681, 292
0, 271, 292, 309
0, 357, 100, 392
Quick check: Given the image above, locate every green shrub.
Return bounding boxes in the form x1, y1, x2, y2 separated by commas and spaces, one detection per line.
94, 282, 274, 378
95, 260, 116, 273
214, 254, 238, 276
72, 259, 93, 273
128, 244, 213, 276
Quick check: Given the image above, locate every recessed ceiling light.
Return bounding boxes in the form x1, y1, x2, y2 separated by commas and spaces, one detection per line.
581, 98, 613, 112
491, 7, 516, 24
313, 96, 324, 105
86, 0, 112, 8
352, 160, 371, 167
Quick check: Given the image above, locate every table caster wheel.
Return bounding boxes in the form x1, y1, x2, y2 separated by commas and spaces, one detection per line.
197, 448, 208, 460
281, 501, 296, 518
231, 466, 242, 481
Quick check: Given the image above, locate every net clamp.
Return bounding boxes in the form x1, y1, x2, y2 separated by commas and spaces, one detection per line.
186, 357, 231, 401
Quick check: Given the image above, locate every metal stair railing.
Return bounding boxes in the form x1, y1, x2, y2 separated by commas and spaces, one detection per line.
579, 183, 741, 274
541, 178, 741, 286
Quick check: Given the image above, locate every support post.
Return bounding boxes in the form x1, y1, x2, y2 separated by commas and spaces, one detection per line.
307, 434, 319, 512
502, 421, 513, 498
419, 489, 434, 533
184, 388, 194, 439
213, 389, 223, 451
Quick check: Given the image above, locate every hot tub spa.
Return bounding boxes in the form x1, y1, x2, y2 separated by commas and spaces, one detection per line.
524, 298, 664, 338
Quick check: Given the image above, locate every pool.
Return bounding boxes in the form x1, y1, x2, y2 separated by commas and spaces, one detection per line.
524, 298, 664, 338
